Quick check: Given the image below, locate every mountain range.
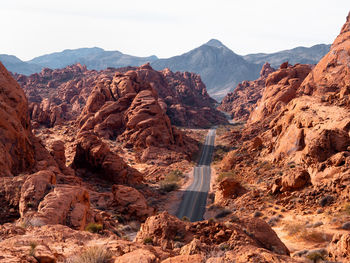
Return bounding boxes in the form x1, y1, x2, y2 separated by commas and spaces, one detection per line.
0, 40, 330, 100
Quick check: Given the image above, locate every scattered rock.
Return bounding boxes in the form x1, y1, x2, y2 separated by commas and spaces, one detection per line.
342, 222, 350, 230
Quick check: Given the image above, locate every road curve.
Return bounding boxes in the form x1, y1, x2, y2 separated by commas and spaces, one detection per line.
176, 129, 216, 222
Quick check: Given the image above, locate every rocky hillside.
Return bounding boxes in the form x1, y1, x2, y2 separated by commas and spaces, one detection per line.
0, 54, 42, 75
213, 11, 350, 262
0, 57, 299, 263
243, 44, 330, 68
2, 41, 329, 101
152, 39, 261, 100
28, 47, 158, 70
15, 63, 227, 128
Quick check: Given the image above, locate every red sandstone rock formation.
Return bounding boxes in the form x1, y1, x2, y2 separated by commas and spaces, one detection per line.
76, 69, 197, 164
72, 131, 142, 183
218, 62, 275, 121
0, 62, 35, 177
249, 63, 311, 123
214, 178, 247, 204
136, 63, 227, 127
15, 63, 227, 128
135, 212, 294, 262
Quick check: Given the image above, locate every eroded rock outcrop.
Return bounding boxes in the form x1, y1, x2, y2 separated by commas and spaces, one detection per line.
16, 63, 98, 127
215, 178, 247, 204
136, 64, 227, 127
0, 62, 35, 177
328, 233, 350, 262
249, 63, 311, 123
76, 70, 197, 165
136, 212, 290, 258
219, 62, 275, 121
72, 131, 142, 184
16, 63, 227, 128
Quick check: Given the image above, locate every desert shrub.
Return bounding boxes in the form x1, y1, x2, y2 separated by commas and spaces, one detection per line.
182, 216, 190, 222
283, 223, 304, 236
219, 243, 230, 251
143, 237, 153, 245
208, 218, 215, 224
159, 170, 183, 192
213, 145, 231, 162
215, 209, 232, 219
305, 249, 327, 263
343, 203, 350, 215
253, 211, 263, 218
160, 182, 179, 192
283, 223, 329, 243
29, 242, 37, 257
302, 230, 328, 243
85, 223, 103, 233
216, 170, 236, 182
66, 246, 112, 263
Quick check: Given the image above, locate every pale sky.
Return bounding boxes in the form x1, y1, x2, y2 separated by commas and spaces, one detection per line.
1, 0, 349, 61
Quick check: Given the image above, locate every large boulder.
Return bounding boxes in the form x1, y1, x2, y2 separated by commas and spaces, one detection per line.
249, 63, 311, 124
29, 185, 93, 230
111, 185, 154, 221
19, 170, 56, 218
215, 178, 247, 204
72, 131, 142, 184
328, 233, 350, 262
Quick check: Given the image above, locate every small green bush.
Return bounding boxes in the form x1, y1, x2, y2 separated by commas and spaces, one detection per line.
160, 182, 179, 192
29, 242, 37, 257
85, 223, 103, 233
182, 216, 190, 222
143, 237, 153, 245
159, 170, 184, 193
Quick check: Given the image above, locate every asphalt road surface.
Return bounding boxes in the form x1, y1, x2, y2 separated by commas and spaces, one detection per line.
176, 128, 216, 222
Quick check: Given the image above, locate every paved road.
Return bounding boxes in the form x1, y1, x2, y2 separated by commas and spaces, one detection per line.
176, 129, 216, 222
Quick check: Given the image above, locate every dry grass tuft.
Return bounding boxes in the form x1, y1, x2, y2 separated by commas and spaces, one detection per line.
283, 223, 330, 243
66, 246, 112, 263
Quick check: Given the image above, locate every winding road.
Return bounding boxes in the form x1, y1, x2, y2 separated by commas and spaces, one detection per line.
176, 129, 216, 222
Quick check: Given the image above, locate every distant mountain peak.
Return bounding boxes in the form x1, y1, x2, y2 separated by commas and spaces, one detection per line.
205, 39, 225, 48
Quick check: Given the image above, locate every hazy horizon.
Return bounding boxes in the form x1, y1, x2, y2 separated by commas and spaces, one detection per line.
1, 0, 349, 61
